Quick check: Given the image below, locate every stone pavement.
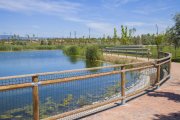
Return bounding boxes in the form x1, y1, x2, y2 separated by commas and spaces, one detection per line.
82, 62, 180, 120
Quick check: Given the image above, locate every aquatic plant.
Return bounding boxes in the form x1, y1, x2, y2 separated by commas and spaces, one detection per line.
63, 45, 81, 56
86, 46, 102, 61
77, 96, 91, 107
0, 94, 73, 120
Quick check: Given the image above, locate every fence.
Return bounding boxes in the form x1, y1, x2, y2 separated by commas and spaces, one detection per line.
0, 52, 171, 120
103, 46, 151, 60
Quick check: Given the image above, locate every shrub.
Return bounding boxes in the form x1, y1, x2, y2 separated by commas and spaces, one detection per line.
64, 46, 80, 55
0, 45, 11, 51
86, 46, 102, 61
12, 45, 23, 51
36, 45, 56, 50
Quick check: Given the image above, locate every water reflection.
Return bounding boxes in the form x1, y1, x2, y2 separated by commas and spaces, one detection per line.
67, 55, 79, 64
85, 60, 102, 68
65, 53, 104, 68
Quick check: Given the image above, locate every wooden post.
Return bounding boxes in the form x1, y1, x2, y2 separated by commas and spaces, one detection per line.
147, 50, 149, 61
168, 59, 171, 75
136, 50, 137, 59
156, 64, 160, 89
126, 49, 127, 58
121, 66, 126, 104
32, 75, 39, 120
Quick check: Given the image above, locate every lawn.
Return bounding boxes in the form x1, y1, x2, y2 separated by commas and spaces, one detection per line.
147, 45, 180, 62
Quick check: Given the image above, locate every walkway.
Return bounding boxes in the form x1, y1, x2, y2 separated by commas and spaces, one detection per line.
82, 62, 180, 120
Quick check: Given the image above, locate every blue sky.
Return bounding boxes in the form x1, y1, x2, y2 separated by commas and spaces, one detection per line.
0, 0, 179, 38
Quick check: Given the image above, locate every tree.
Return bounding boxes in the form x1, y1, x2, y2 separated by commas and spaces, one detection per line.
155, 34, 164, 58
129, 27, 136, 37
113, 27, 118, 45
173, 13, 180, 58
33, 34, 35, 40
48, 40, 52, 45
102, 34, 106, 45
141, 33, 155, 45
26, 34, 30, 40
40, 40, 47, 45
166, 13, 180, 58
121, 25, 129, 45
129, 27, 136, 44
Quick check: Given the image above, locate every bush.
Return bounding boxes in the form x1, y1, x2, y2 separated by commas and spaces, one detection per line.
12, 45, 23, 51
0, 45, 11, 51
86, 46, 102, 61
36, 45, 56, 50
172, 58, 180, 62
64, 46, 80, 55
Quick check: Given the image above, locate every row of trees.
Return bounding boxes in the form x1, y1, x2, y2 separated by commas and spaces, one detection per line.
110, 13, 180, 58
154, 13, 180, 58
165, 13, 180, 58
1, 13, 179, 57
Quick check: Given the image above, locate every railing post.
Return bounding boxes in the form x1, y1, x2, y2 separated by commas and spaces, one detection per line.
136, 50, 137, 59
147, 49, 150, 61
126, 49, 127, 58
32, 75, 39, 120
156, 64, 161, 89
121, 66, 126, 105
168, 58, 171, 75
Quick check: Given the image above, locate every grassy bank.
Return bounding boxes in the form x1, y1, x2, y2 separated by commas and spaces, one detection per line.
0, 44, 63, 51
62, 45, 103, 61
147, 46, 180, 62
1, 43, 178, 62
63, 45, 141, 65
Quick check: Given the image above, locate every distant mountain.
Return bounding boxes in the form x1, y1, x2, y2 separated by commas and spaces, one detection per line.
0, 34, 51, 40
0, 35, 13, 40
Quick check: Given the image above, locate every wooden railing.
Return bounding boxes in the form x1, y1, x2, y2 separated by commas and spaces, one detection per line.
0, 52, 171, 120
103, 46, 151, 60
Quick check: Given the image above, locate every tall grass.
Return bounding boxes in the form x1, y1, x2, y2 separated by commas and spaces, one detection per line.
62, 45, 103, 61
86, 46, 102, 61
63, 46, 81, 55
0, 44, 64, 51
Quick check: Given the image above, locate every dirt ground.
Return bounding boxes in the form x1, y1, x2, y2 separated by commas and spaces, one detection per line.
82, 62, 180, 120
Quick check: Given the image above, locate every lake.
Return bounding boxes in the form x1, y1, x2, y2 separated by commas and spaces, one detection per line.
0, 50, 139, 120
0, 50, 111, 77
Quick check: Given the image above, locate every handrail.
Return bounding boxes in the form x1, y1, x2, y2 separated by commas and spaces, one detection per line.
0, 51, 172, 120
0, 61, 153, 81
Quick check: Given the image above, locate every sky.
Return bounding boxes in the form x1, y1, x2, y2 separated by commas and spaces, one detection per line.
0, 0, 180, 38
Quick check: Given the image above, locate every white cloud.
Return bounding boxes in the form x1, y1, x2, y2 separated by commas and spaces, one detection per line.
102, 0, 140, 8
0, 0, 82, 19
32, 25, 40, 29
0, 0, 174, 37
124, 22, 145, 27
86, 22, 114, 35
132, 6, 171, 15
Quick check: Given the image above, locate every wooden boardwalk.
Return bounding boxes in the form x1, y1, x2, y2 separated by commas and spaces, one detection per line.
82, 62, 180, 120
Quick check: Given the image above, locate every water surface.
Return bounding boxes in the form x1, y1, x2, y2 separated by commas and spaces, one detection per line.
0, 50, 139, 120
0, 50, 109, 77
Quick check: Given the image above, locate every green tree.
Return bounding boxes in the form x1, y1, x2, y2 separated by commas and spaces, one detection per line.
121, 25, 129, 45
141, 33, 156, 45
113, 27, 118, 45
155, 34, 164, 58
40, 40, 47, 45
48, 40, 52, 45
86, 46, 102, 61
129, 27, 136, 44
173, 13, 180, 58
165, 13, 180, 58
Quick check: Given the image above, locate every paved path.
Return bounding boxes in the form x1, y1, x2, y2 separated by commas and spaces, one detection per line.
82, 62, 180, 120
